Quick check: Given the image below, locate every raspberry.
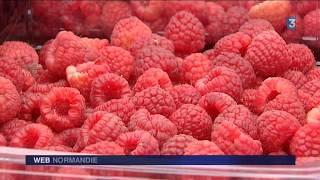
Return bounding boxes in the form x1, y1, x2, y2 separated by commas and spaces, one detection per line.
169, 104, 212, 140
164, 11, 205, 54
161, 134, 197, 155
245, 31, 291, 77
203, 49, 217, 61
179, 53, 213, 84
287, 43, 316, 73
240, 89, 261, 114
296, 1, 318, 16
282, 70, 308, 89
128, 109, 177, 146
90, 73, 131, 108
303, 9, 320, 48
42, 145, 73, 152
39, 40, 53, 68
132, 86, 176, 117
134, 68, 172, 93
0, 119, 30, 141
134, 46, 179, 80
290, 123, 320, 157
306, 68, 320, 81
213, 52, 256, 89
211, 121, 263, 155
239, 19, 274, 38
50, 128, 80, 149
94, 98, 136, 125
306, 106, 320, 124
9, 124, 54, 149
205, 2, 225, 45
111, 16, 152, 50
19, 92, 43, 121
168, 84, 201, 108
79, 1, 101, 17
130, 0, 164, 21
214, 32, 251, 57
80, 37, 109, 62
195, 66, 243, 102
298, 80, 320, 112
184, 140, 224, 155
0, 133, 7, 146
95, 46, 134, 80
74, 111, 128, 152
116, 130, 160, 155
81, 141, 125, 155
223, 6, 249, 35
0, 76, 20, 124
257, 110, 301, 153
40, 87, 86, 132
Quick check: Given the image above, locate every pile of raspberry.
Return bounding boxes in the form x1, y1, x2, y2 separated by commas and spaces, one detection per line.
0, 1, 320, 165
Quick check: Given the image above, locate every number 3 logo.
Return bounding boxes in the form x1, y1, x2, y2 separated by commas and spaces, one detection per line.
287, 17, 296, 30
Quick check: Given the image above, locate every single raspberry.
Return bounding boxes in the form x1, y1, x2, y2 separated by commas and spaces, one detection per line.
306, 106, 320, 124
282, 70, 308, 89
164, 11, 205, 54
134, 45, 179, 81
116, 130, 160, 155
207, 2, 225, 25
169, 104, 212, 140
80, 37, 109, 62
239, 19, 274, 38
179, 53, 213, 84
212, 121, 263, 155
184, 140, 224, 155
19, 92, 43, 121
130, 0, 164, 21
81, 141, 125, 155
298, 80, 320, 112
95, 46, 134, 80
94, 98, 136, 125
257, 110, 301, 153
168, 84, 201, 108
287, 43, 316, 73
128, 109, 177, 146
0, 76, 20, 123
296, 1, 318, 16
214, 32, 252, 57
213, 52, 256, 89
50, 128, 80, 149
303, 9, 320, 48
74, 111, 128, 152
90, 73, 131, 108
42, 145, 73, 152
111, 16, 152, 50
40, 87, 86, 132
161, 134, 197, 155
245, 30, 291, 77
195, 66, 243, 102
132, 86, 176, 117
204, 2, 225, 45
223, 6, 249, 35
134, 68, 172, 93
0, 119, 30, 141
306, 68, 320, 81
9, 123, 54, 149
0, 133, 7, 146
240, 89, 261, 114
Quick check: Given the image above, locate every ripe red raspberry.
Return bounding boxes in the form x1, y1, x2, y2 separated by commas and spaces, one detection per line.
40, 87, 86, 132
74, 111, 128, 152
0, 76, 20, 123
245, 31, 291, 77
184, 140, 224, 155
42, 145, 73, 152
50, 128, 80, 149
111, 16, 152, 50
95, 46, 134, 80
9, 123, 54, 149
19, 92, 44, 121
179, 53, 213, 84
257, 110, 301, 153
239, 19, 274, 38
303, 9, 320, 48
214, 32, 251, 57
134, 68, 172, 93
203, 49, 218, 61
90, 73, 131, 107
205, 2, 225, 45
168, 84, 201, 108
195, 66, 243, 102
134, 46, 179, 80
282, 70, 308, 89
164, 11, 205, 54
240, 89, 261, 114
161, 134, 197, 155
306, 68, 320, 81
0, 119, 30, 141
80, 37, 109, 62
132, 86, 176, 117
223, 6, 249, 35
298, 80, 320, 112
0, 133, 7, 146
287, 43, 316, 73
306, 106, 320, 124
130, 0, 164, 21
81, 141, 125, 155
116, 130, 160, 155
169, 104, 212, 140
211, 121, 263, 155
94, 98, 136, 125
213, 52, 256, 89
39, 39, 53, 68
128, 109, 177, 146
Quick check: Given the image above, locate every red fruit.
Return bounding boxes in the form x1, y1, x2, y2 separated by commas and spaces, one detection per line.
214, 32, 251, 57
19, 92, 43, 121
240, 89, 260, 114
164, 11, 205, 54
143, 17, 169, 32
40, 87, 86, 132
195, 66, 243, 102
134, 68, 172, 93
306, 68, 320, 81
130, 0, 164, 21
169, 104, 212, 140
203, 49, 218, 61
81, 141, 125, 155
132, 86, 176, 117
245, 31, 291, 77
128, 109, 177, 146
211, 121, 263, 155
0, 76, 21, 123
42, 145, 73, 152
257, 110, 301, 153
168, 84, 201, 108
0, 133, 7, 146
296, 1, 318, 15
223, 6, 249, 35
205, 2, 225, 45
303, 9, 320, 48
9, 124, 54, 149
306, 106, 320, 124
79, 1, 101, 17
0, 119, 30, 141
282, 70, 308, 89
161, 134, 197, 155
74, 111, 128, 152
90, 73, 131, 107
184, 140, 224, 155
80, 37, 109, 62
290, 123, 320, 157
39, 39, 53, 68
239, 19, 274, 38
50, 128, 80, 149
298, 80, 320, 112
179, 53, 213, 84
287, 43, 316, 73
116, 130, 160, 155
111, 16, 152, 50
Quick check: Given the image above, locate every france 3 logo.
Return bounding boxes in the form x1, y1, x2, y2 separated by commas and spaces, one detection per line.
286, 16, 296, 30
